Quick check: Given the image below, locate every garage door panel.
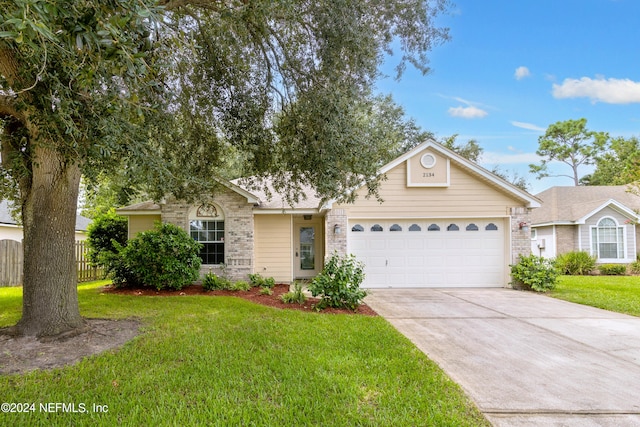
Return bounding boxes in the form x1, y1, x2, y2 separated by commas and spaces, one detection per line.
349, 219, 505, 288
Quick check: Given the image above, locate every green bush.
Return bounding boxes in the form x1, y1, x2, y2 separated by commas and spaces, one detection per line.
86, 208, 128, 267
248, 273, 276, 288
259, 286, 273, 296
202, 272, 232, 291
598, 264, 627, 275
230, 280, 251, 291
510, 254, 559, 292
554, 251, 596, 275
629, 260, 640, 274
280, 282, 307, 305
308, 252, 367, 310
114, 223, 202, 290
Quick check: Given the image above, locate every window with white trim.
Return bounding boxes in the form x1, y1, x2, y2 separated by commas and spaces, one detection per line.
591, 217, 624, 259
190, 204, 225, 265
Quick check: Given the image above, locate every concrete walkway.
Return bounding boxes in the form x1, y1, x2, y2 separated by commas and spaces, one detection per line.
365, 288, 640, 427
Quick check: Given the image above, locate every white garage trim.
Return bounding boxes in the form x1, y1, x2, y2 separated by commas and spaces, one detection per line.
348, 219, 506, 288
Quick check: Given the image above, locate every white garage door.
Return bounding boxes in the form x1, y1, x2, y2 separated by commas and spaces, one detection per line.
348, 219, 505, 288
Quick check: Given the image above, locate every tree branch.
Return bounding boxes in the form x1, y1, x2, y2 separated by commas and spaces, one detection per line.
158, 0, 247, 12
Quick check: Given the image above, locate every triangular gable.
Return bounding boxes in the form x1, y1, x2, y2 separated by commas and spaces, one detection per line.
575, 199, 640, 224
215, 177, 261, 205
326, 139, 541, 209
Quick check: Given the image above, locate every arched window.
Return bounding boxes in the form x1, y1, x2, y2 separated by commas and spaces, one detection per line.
485, 223, 498, 231
409, 224, 421, 231
371, 224, 383, 232
351, 224, 364, 232
390, 224, 402, 232
591, 217, 624, 259
427, 224, 440, 231
466, 223, 479, 231
447, 224, 459, 231
190, 204, 225, 265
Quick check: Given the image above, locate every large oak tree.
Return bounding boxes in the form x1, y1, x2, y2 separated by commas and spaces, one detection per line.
0, 0, 449, 337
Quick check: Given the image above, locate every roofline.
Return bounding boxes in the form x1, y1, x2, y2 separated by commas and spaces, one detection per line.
325, 139, 541, 209
216, 178, 260, 204
253, 208, 321, 215
575, 199, 640, 224
116, 209, 162, 215
531, 221, 575, 227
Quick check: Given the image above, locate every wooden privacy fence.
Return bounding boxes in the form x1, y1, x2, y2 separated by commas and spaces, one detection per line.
0, 239, 103, 287
0, 240, 23, 287
75, 240, 104, 283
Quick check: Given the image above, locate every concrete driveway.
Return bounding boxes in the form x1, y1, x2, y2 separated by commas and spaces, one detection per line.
365, 288, 640, 427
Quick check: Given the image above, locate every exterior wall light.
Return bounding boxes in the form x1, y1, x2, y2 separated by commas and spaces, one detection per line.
518, 222, 529, 232
333, 224, 342, 235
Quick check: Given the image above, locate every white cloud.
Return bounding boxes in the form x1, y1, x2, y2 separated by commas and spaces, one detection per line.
448, 105, 488, 119
510, 121, 545, 132
552, 76, 640, 104
514, 66, 531, 80
480, 151, 541, 164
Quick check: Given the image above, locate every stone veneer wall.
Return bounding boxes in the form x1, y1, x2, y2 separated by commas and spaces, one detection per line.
161, 191, 255, 281
510, 206, 532, 263
325, 209, 347, 257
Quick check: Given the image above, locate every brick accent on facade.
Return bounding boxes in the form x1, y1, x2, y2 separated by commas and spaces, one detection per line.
555, 225, 577, 255
161, 190, 255, 281
325, 209, 347, 257
510, 206, 532, 263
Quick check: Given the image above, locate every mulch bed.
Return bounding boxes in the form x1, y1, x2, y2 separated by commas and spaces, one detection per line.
102, 283, 378, 316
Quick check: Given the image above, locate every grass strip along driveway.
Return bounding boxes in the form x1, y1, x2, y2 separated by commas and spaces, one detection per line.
551, 275, 640, 317
0, 282, 488, 426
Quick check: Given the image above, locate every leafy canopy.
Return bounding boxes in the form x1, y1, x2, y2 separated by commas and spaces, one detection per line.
581, 136, 640, 186
1, 0, 451, 205
528, 118, 609, 186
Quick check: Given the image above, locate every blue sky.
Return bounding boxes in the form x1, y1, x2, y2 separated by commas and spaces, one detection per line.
376, 0, 640, 194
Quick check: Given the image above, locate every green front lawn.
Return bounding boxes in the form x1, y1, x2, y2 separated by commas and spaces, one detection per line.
550, 275, 640, 317
0, 282, 488, 426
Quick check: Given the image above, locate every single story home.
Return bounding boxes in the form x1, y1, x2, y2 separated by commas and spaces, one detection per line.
530, 185, 640, 263
117, 140, 540, 288
0, 200, 92, 242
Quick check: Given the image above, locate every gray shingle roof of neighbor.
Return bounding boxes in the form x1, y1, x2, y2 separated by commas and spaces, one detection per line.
0, 200, 92, 232
531, 185, 640, 224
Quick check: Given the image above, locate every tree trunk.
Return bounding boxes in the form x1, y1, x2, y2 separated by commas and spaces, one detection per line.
15, 144, 85, 337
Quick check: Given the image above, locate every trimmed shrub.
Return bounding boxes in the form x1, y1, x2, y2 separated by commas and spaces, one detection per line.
202, 272, 232, 291
598, 264, 627, 275
86, 208, 128, 267
114, 223, 202, 290
308, 252, 367, 310
629, 260, 640, 275
259, 286, 273, 296
248, 273, 276, 288
554, 251, 596, 275
280, 282, 307, 305
230, 280, 251, 291
510, 254, 559, 292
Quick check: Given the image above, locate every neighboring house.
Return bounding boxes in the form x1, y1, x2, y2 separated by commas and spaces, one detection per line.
0, 200, 92, 241
117, 140, 540, 288
530, 185, 640, 263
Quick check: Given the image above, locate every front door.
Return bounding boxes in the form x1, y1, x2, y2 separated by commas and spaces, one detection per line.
293, 217, 323, 278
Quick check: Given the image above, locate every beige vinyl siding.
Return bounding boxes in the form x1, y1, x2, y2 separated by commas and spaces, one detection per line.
254, 215, 292, 282
336, 162, 520, 218
128, 215, 161, 239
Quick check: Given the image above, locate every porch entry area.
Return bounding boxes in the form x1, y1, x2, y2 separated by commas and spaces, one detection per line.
293, 215, 324, 279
